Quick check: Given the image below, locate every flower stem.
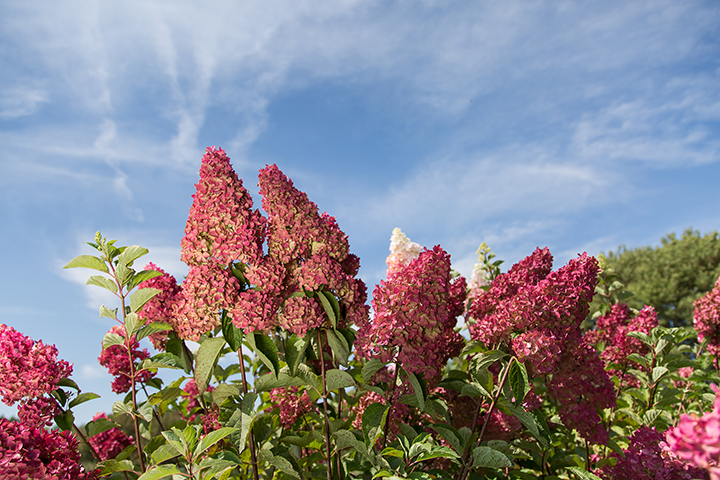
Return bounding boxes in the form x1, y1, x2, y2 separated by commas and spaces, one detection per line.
239, 349, 260, 480
318, 330, 333, 480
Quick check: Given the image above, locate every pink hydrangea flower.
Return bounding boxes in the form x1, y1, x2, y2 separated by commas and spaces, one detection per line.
269, 386, 313, 428
355, 236, 466, 387
512, 329, 562, 376
694, 277, 720, 356
0, 324, 73, 406
599, 426, 709, 480
0, 418, 98, 479
97, 325, 155, 394
173, 264, 241, 341
385, 227, 423, 277
585, 303, 658, 371
138, 262, 182, 350
17, 396, 62, 429
181, 146, 265, 267
87, 412, 133, 461
665, 385, 720, 479
183, 379, 215, 422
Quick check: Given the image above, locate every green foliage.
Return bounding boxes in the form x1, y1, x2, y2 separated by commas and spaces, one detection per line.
601, 228, 720, 326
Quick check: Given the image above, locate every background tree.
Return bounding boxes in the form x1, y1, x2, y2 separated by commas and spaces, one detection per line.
600, 229, 720, 327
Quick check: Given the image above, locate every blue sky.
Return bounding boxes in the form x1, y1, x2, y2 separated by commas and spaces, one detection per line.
1, 1, 719, 422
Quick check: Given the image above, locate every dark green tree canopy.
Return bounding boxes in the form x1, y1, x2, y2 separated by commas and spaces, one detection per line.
601, 229, 720, 327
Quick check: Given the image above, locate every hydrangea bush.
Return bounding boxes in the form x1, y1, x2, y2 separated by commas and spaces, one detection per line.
2, 146, 720, 479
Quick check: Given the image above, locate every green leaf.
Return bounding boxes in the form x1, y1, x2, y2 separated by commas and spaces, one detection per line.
317, 290, 337, 328
429, 423, 463, 455
165, 333, 193, 373
130, 287, 161, 313
362, 402, 390, 450
247, 332, 280, 378
239, 393, 259, 448
150, 444, 181, 465
566, 466, 603, 480
117, 245, 149, 267
69, 392, 100, 408
86, 417, 120, 437
326, 369, 356, 391
137, 465, 182, 480
124, 312, 144, 337
112, 400, 134, 417
56, 378, 80, 390
145, 353, 185, 370
258, 449, 301, 479
334, 429, 372, 461
323, 290, 341, 327
472, 446, 513, 468
194, 337, 226, 394
54, 410, 75, 431
460, 381, 492, 399
128, 269, 164, 290
325, 329, 350, 366
254, 371, 307, 392
509, 359, 529, 406
362, 359, 388, 383
221, 312, 243, 352
64, 255, 108, 273
97, 459, 136, 475
136, 322, 173, 342
407, 371, 427, 411
212, 384, 241, 406
285, 334, 309, 376
162, 427, 189, 458
86, 275, 117, 293
502, 404, 548, 448
99, 305, 118, 320
194, 427, 238, 458
651, 366, 670, 384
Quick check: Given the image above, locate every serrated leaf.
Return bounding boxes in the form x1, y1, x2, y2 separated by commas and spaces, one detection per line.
323, 290, 341, 326
124, 312, 144, 338
212, 384, 241, 406
86, 417, 120, 437
194, 337, 226, 395
407, 371, 427, 411
69, 392, 100, 408
317, 290, 337, 328
326, 369, 356, 391
254, 371, 307, 392
136, 322, 173, 342
503, 404, 548, 448
258, 449, 301, 479
117, 245, 149, 267
99, 305, 117, 320
64, 255, 108, 273
429, 423, 463, 454
334, 429, 372, 461
362, 359, 388, 383
472, 445, 513, 468
567, 466, 603, 480
221, 312, 243, 352
128, 269, 164, 290
145, 353, 184, 370
56, 378, 80, 390
150, 444, 181, 465
102, 332, 125, 350
86, 275, 117, 293
509, 359, 529, 406
651, 366, 670, 384
137, 465, 182, 480
112, 400, 134, 417
247, 332, 280, 378
285, 334, 308, 376
54, 410, 74, 431
194, 427, 238, 458
97, 459, 136, 474
165, 333, 193, 373
460, 381, 491, 399
130, 287, 161, 313
325, 329, 350, 366
362, 402, 390, 450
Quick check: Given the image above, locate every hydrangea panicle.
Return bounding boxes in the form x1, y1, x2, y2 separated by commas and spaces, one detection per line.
269, 386, 314, 428
694, 276, 720, 356
181, 146, 265, 267
17, 396, 62, 429
0, 324, 73, 406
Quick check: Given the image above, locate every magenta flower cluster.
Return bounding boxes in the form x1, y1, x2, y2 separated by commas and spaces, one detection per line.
585, 303, 658, 382
269, 386, 314, 428
97, 325, 155, 394
87, 412, 133, 461
466, 249, 615, 444
694, 276, 720, 357
355, 231, 466, 387
138, 262, 182, 350
599, 426, 709, 480
17, 396, 62, 429
0, 324, 72, 406
141, 147, 368, 342
0, 418, 97, 480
